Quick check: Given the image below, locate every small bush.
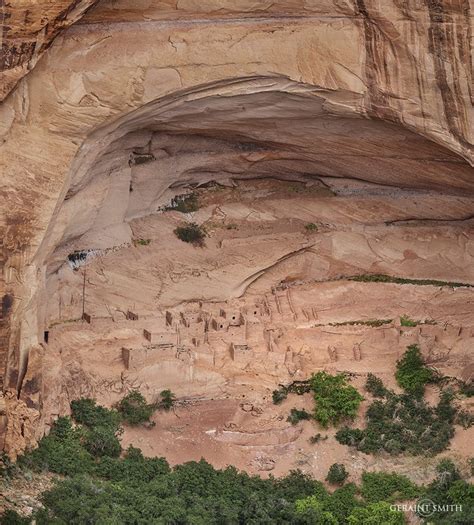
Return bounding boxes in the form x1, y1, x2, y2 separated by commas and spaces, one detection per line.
272, 388, 288, 404
168, 193, 199, 213
117, 391, 154, 426
133, 238, 151, 246
365, 373, 388, 398
326, 463, 349, 485
395, 345, 434, 397
157, 389, 175, 411
310, 372, 363, 428
174, 223, 206, 246
309, 433, 328, 444
400, 315, 418, 327
287, 408, 311, 425
456, 409, 474, 429
459, 381, 474, 397
305, 223, 318, 232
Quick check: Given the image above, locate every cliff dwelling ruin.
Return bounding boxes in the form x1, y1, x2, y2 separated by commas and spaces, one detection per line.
0, 0, 473, 521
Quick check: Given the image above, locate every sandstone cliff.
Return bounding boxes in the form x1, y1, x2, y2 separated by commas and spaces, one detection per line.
0, 0, 473, 457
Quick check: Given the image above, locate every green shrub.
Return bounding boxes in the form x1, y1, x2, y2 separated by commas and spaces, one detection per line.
336, 390, 457, 456
310, 372, 363, 428
174, 222, 206, 246
287, 408, 311, 425
168, 193, 199, 213
326, 463, 348, 485
18, 417, 94, 476
157, 389, 175, 411
84, 426, 121, 458
365, 373, 388, 398
347, 501, 406, 525
459, 381, 474, 397
305, 223, 318, 232
455, 409, 474, 429
395, 345, 434, 397
133, 238, 151, 246
117, 391, 154, 425
417, 459, 474, 524
361, 472, 420, 502
295, 483, 360, 524
272, 388, 288, 404
328, 319, 392, 327
70, 398, 121, 430
400, 314, 418, 327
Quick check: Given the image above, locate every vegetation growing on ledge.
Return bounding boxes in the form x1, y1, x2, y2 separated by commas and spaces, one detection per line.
132, 237, 151, 246
157, 389, 176, 411
336, 382, 459, 456
287, 408, 312, 425
348, 273, 473, 288
326, 319, 393, 328
272, 380, 311, 405
395, 344, 435, 397
304, 222, 318, 232
165, 192, 200, 213
174, 222, 206, 246
399, 314, 436, 327
310, 372, 364, 428
116, 391, 155, 426
365, 373, 389, 398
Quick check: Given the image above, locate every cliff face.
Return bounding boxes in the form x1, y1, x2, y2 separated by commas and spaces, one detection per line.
0, 0, 473, 457
0, 0, 98, 101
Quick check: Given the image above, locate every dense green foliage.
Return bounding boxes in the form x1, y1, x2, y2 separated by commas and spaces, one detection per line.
70, 398, 121, 429
395, 345, 434, 397
310, 372, 363, 428
360, 472, 420, 503
116, 391, 155, 426
336, 389, 456, 456
347, 502, 406, 525
174, 223, 206, 246
417, 459, 474, 524
18, 416, 95, 476
326, 463, 348, 486
365, 373, 388, 398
